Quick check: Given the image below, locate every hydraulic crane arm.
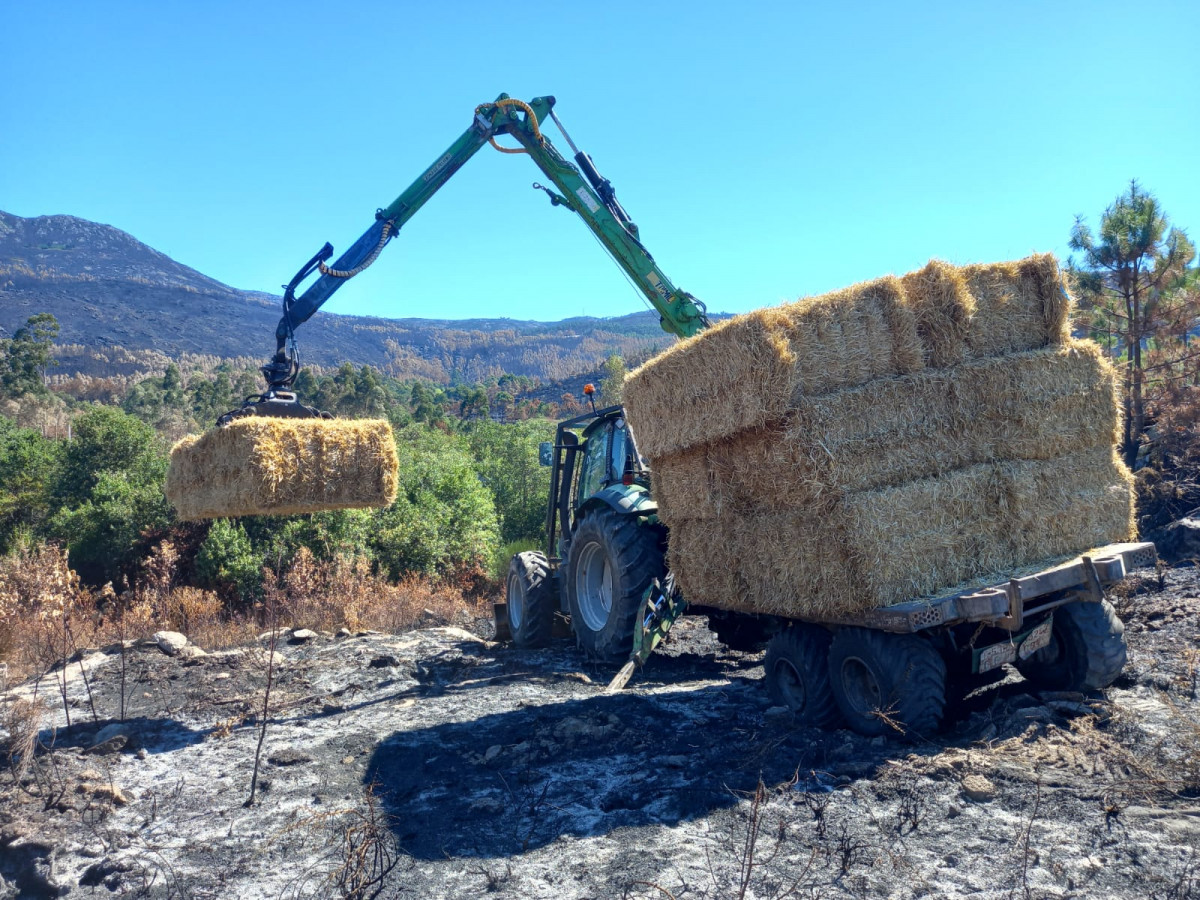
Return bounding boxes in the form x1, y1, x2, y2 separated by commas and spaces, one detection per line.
259, 94, 709, 397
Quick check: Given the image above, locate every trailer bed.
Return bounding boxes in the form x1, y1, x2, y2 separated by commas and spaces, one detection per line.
823, 542, 1157, 634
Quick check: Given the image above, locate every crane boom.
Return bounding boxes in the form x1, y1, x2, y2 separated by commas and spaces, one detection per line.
260, 94, 708, 398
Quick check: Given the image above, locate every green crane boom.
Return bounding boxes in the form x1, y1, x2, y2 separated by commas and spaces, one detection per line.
259, 93, 708, 396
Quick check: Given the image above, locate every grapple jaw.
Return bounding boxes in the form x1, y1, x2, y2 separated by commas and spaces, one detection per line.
217, 391, 332, 427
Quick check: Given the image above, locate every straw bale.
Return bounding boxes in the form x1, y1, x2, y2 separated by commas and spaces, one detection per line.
166, 418, 399, 521
901, 259, 975, 368
667, 448, 1135, 619
626, 255, 1074, 458
625, 275, 921, 458
649, 341, 1118, 521
960, 253, 1072, 357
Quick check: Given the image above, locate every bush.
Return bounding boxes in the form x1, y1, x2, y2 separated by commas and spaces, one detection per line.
196, 519, 262, 605
371, 425, 499, 579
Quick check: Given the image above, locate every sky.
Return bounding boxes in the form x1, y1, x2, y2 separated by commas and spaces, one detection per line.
3, 0, 1198, 325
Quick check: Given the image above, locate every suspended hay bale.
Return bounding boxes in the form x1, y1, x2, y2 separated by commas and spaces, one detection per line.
166, 418, 399, 521
625, 275, 920, 458
960, 253, 1072, 357
649, 341, 1118, 521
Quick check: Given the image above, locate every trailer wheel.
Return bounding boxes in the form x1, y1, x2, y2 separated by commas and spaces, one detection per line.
503, 551, 555, 649
708, 611, 773, 652
764, 625, 841, 727
1016, 599, 1127, 691
828, 628, 946, 739
565, 509, 665, 662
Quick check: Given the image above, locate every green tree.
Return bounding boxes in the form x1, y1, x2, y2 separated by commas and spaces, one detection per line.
465, 420, 555, 543
0, 312, 59, 398
47, 406, 170, 582
1070, 181, 1197, 466
0, 415, 59, 552
196, 519, 262, 604
370, 425, 499, 578
599, 353, 627, 405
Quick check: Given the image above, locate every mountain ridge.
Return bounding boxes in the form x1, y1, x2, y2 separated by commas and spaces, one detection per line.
0, 210, 680, 383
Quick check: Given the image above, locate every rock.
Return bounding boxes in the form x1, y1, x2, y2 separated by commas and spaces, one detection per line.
1046, 700, 1090, 717
135, 748, 148, 760
1143, 516, 1200, 566
961, 774, 997, 802
213, 672, 231, 681
483, 745, 503, 764
369, 654, 402, 669
336, 628, 352, 638
93, 723, 131, 745
152, 630, 188, 656
268, 748, 313, 767
289, 629, 318, 644
87, 735, 128, 755
763, 705, 793, 724
179, 645, 208, 661
664, 755, 689, 768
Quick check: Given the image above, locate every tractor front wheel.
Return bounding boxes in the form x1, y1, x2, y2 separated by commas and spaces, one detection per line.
565, 508, 665, 662
502, 551, 555, 649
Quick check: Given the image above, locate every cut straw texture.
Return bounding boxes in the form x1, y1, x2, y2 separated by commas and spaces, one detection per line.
651, 340, 1119, 521
625, 254, 1072, 458
628, 253, 1130, 619
668, 448, 1135, 618
166, 418, 399, 521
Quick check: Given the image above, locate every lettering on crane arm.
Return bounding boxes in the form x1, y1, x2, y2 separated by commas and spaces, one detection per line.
422, 152, 455, 184
574, 187, 602, 214
646, 272, 672, 301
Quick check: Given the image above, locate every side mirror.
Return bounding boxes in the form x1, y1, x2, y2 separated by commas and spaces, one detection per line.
539, 442, 554, 466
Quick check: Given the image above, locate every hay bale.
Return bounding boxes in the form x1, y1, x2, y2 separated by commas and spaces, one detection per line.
960, 253, 1072, 357
626, 255, 1073, 458
649, 341, 1118, 520
625, 275, 921, 458
166, 418, 399, 521
901, 259, 975, 368
668, 449, 1135, 618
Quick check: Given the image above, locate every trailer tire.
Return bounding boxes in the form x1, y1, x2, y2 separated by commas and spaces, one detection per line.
1016, 599, 1126, 691
828, 628, 946, 739
709, 611, 773, 653
503, 551, 555, 649
764, 625, 841, 727
565, 509, 665, 662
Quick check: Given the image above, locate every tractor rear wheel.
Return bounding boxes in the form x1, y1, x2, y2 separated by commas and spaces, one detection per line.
502, 551, 555, 649
1016, 599, 1126, 691
764, 625, 841, 727
828, 627, 946, 739
565, 508, 665, 662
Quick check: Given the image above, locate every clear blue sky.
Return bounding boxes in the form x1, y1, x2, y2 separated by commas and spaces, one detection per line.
3, 1, 1197, 323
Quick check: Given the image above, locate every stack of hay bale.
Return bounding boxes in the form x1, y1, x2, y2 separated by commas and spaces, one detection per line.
623, 254, 1135, 619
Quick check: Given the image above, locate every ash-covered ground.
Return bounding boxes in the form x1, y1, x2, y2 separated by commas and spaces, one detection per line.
1, 566, 1198, 899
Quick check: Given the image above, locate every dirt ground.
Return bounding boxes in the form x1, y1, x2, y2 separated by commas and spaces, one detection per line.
1, 563, 1198, 899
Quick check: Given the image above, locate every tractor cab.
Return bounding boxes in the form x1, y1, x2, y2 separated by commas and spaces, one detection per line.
540, 399, 656, 565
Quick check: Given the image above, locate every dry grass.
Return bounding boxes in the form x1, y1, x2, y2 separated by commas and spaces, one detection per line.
625, 254, 1073, 458
165, 417, 399, 520
0, 540, 485, 685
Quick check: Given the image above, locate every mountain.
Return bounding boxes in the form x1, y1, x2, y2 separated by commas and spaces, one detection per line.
0, 211, 679, 383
